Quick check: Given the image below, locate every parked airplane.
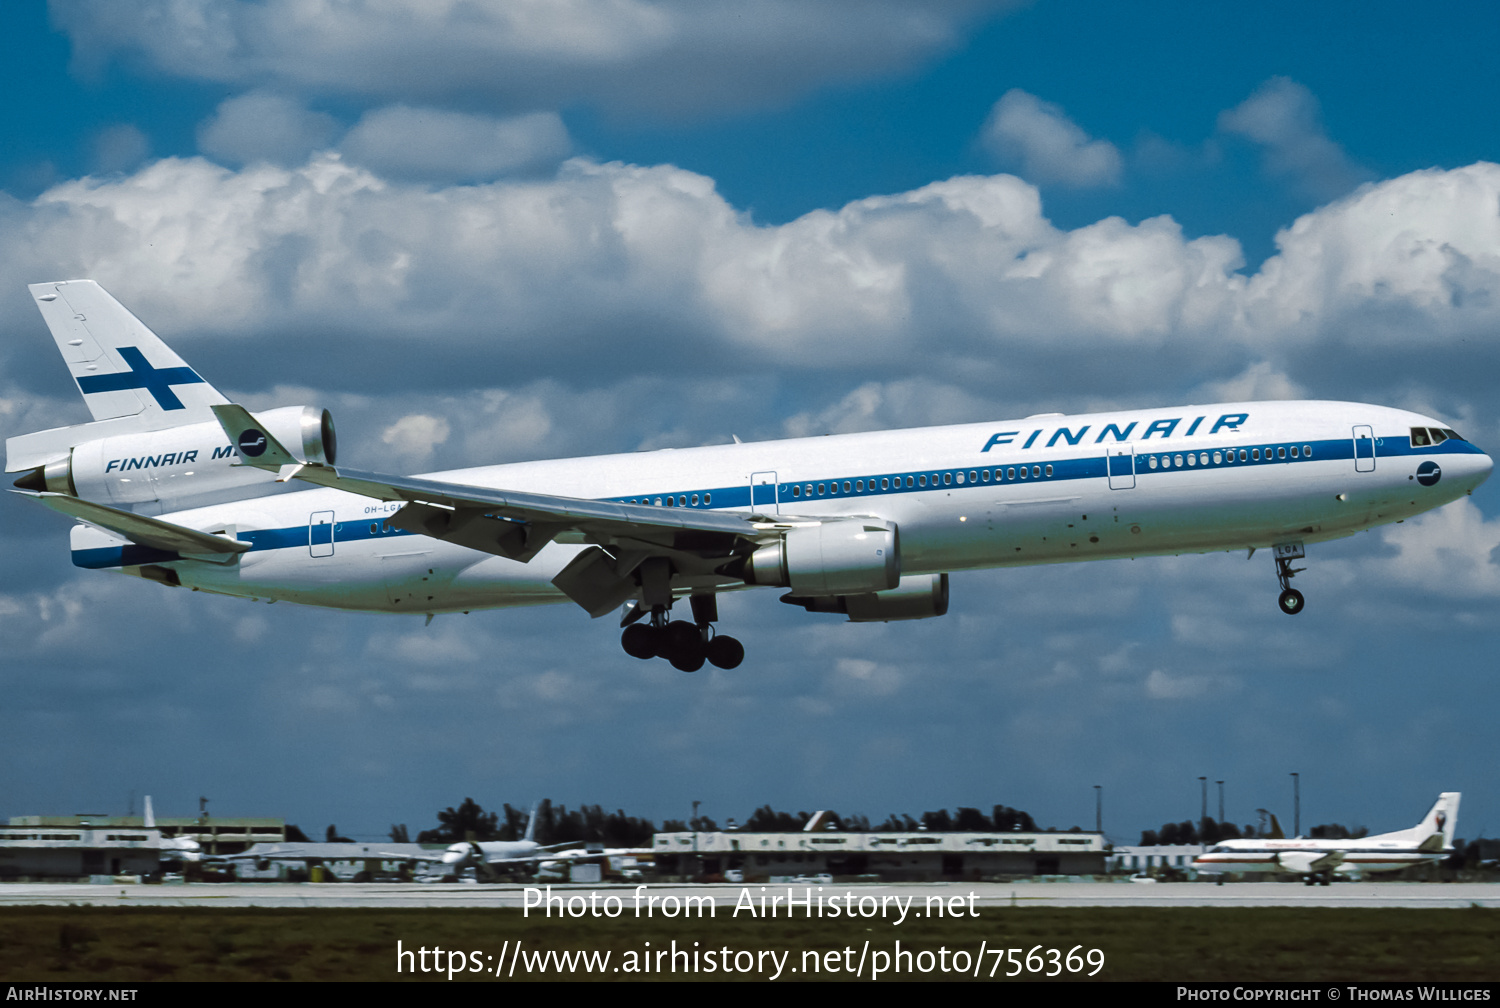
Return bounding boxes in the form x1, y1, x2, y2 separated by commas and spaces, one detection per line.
8, 281, 1493, 669
1193, 793, 1461, 885
143, 795, 201, 863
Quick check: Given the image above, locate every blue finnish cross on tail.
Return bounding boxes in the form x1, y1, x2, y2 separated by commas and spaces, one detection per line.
76, 346, 207, 411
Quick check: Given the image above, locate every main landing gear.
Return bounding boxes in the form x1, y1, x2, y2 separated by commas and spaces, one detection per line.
619, 594, 745, 672
1272, 541, 1307, 615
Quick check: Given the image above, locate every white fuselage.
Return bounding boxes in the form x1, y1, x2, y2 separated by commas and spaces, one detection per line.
1192, 838, 1443, 877
70, 400, 1493, 615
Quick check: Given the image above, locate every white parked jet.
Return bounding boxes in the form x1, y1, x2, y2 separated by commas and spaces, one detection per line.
1193, 793, 1460, 885
8, 281, 1494, 669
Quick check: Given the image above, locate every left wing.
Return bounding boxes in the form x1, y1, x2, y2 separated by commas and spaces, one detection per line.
211, 404, 788, 615
15, 490, 250, 560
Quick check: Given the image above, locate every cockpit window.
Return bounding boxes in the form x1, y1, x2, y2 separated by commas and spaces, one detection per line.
1410, 427, 1431, 447
1442, 428, 1466, 442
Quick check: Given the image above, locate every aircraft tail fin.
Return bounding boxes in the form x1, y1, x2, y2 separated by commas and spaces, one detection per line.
1266, 813, 1285, 840
144, 795, 156, 829
29, 281, 228, 423
523, 801, 541, 844
1394, 793, 1460, 852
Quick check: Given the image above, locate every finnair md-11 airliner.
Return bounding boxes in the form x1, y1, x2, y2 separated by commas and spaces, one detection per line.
8, 281, 1492, 670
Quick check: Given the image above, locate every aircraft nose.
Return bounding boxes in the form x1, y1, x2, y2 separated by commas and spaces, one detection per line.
441, 844, 467, 864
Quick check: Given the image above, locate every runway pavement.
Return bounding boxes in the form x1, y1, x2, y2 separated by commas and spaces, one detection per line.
1, 880, 1496, 909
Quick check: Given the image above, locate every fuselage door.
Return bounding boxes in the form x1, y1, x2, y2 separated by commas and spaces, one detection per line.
1106, 446, 1136, 489
309, 511, 335, 557
750, 471, 779, 515
1352, 425, 1376, 472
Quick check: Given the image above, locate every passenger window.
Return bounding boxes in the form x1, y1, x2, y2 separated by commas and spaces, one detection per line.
1213, 451, 1222, 464
790, 486, 800, 498
1186, 454, 1195, 466
943, 473, 952, 486
1278, 447, 1286, 459
981, 470, 990, 482
1007, 468, 1015, 479
692, 494, 700, 505
969, 470, 978, 482
1149, 457, 1158, 469
1045, 464, 1053, 477
856, 480, 864, 492
370, 523, 378, 534
881, 478, 889, 490
704, 493, 711, 504
1031, 466, 1040, 478
1290, 446, 1298, 458
955, 472, 964, 485
840, 481, 848, 493
1302, 445, 1311, 456
1239, 449, 1247, 461
817, 484, 825, 495
1019, 467, 1028, 479
1252, 449, 1260, 460
906, 476, 915, 487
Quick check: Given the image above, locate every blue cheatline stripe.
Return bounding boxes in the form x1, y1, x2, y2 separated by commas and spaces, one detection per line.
71, 433, 1476, 569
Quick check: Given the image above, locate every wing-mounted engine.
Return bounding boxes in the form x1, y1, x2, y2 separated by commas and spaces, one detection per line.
736, 518, 900, 595
1274, 850, 1344, 874
9, 406, 336, 510
783, 573, 949, 622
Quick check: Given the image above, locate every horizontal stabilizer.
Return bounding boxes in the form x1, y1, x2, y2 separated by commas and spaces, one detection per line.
16, 490, 250, 558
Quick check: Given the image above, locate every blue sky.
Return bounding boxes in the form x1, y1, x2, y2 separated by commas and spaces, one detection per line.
1, 0, 1498, 847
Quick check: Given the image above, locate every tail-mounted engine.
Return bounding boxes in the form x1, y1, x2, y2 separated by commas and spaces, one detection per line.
9, 406, 336, 509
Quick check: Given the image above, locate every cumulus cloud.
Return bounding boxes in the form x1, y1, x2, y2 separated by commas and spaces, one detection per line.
54, 0, 1010, 118
1219, 76, 1370, 201
980, 89, 1122, 188
5, 154, 1500, 424
197, 92, 340, 167
91, 124, 150, 175
340, 107, 570, 183
381, 413, 451, 464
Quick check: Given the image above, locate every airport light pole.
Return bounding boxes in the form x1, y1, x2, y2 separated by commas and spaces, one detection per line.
1217, 781, 1224, 830
1093, 785, 1102, 836
1290, 773, 1300, 838
1198, 776, 1207, 850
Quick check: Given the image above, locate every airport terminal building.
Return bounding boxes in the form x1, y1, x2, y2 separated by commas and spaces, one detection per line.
1, 812, 286, 880
654, 828, 1107, 880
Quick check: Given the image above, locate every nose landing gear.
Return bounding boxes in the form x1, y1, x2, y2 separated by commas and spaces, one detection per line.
1273, 541, 1306, 615
619, 594, 744, 670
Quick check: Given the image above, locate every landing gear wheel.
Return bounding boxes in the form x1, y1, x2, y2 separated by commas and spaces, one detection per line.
706, 635, 745, 669
1278, 588, 1305, 615
621, 623, 658, 659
